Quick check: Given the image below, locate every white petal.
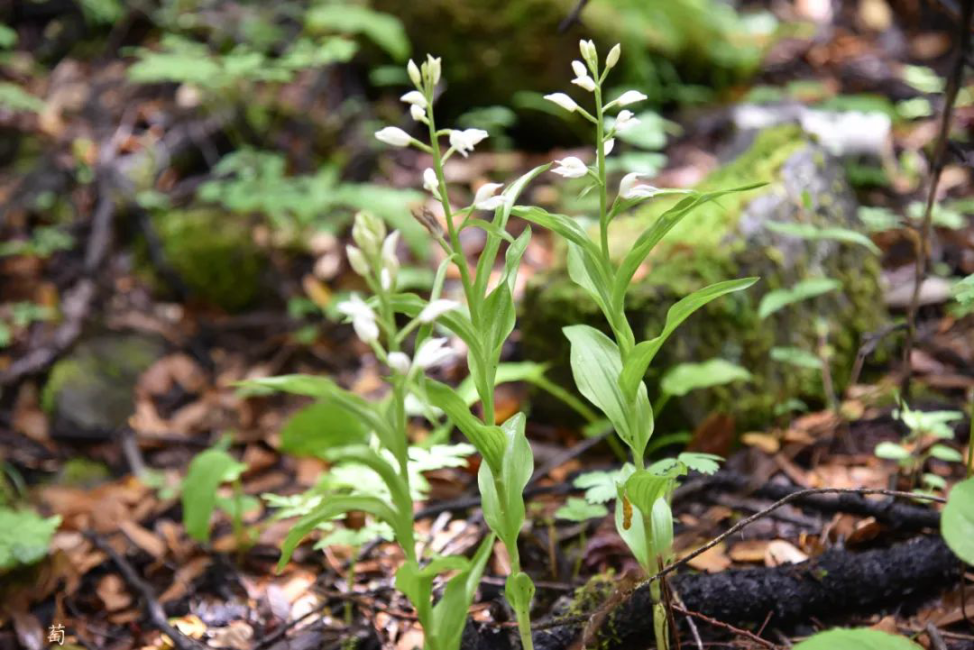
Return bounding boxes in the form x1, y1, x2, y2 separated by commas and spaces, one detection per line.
423, 168, 441, 198
414, 337, 455, 369
473, 182, 503, 208
418, 299, 460, 323
572, 75, 596, 92
476, 195, 508, 211
381, 231, 400, 264
619, 172, 647, 198
337, 294, 374, 320
606, 43, 621, 69
613, 90, 648, 107
387, 352, 411, 375
352, 315, 379, 344
410, 104, 426, 121
552, 156, 588, 179
544, 93, 578, 113
571, 60, 588, 78
380, 267, 393, 291
604, 138, 615, 155
400, 90, 427, 107
346, 245, 370, 276
407, 59, 422, 87
375, 126, 411, 147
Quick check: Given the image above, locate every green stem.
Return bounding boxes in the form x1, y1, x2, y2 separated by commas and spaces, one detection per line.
967, 395, 974, 478
594, 85, 609, 260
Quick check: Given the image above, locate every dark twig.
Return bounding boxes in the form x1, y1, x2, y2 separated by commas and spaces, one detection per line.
558, 0, 589, 32
671, 604, 778, 650
87, 533, 204, 650
901, 0, 974, 397
643, 488, 944, 588
926, 622, 949, 650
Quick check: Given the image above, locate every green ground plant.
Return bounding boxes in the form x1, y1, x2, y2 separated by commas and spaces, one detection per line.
874, 401, 965, 494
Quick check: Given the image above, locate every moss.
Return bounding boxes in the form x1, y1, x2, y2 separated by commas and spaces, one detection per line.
519, 127, 887, 430
151, 208, 265, 312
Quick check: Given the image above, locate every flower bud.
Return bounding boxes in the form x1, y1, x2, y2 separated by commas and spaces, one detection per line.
407, 59, 422, 87
387, 351, 411, 375
606, 43, 621, 69
380, 231, 400, 287
414, 337, 454, 369
375, 126, 412, 147
423, 168, 442, 201
410, 104, 426, 122
419, 299, 460, 323
425, 54, 442, 86
552, 156, 588, 179
473, 183, 506, 211
351, 211, 386, 256
604, 138, 615, 155
611, 90, 648, 108
579, 40, 597, 69
380, 267, 394, 291
543, 93, 579, 113
346, 245, 370, 276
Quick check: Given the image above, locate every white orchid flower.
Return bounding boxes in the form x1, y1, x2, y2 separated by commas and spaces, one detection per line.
337, 294, 379, 344
387, 351, 411, 375
410, 104, 426, 122
619, 173, 660, 199
609, 90, 648, 108
400, 91, 427, 108
571, 60, 596, 92
375, 126, 412, 147
449, 129, 489, 158
423, 168, 441, 200
413, 337, 455, 370
419, 299, 460, 323
552, 156, 588, 179
544, 93, 579, 113
615, 110, 639, 133
473, 183, 507, 211
603, 138, 615, 156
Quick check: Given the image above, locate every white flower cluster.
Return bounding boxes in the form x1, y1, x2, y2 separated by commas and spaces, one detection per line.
338, 212, 461, 374
543, 41, 650, 180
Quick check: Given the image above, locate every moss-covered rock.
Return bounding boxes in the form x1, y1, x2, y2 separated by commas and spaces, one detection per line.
43, 334, 165, 436
519, 126, 887, 429
151, 208, 265, 312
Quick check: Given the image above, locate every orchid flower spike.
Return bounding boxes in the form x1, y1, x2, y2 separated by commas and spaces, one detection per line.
375, 126, 412, 147
472, 183, 507, 211
449, 129, 489, 158
544, 93, 579, 113
337, 294, 379, 344
552, 156, 588, 179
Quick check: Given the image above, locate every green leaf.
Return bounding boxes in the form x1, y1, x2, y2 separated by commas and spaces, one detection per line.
565, 325, 654, 459
505, 571, 536, 615
618, 278, 758, 401
874, 441, 911, 461
0, 508, 61, 571
929, 444, 963, 463
764, 221, 880, 255
625, 470, 674, 516
305, 5, 410, 61
943, 477, 974, 565
278, 495, 400, 571
758, 278, 841, 319
429, 533, 495, 650
0, 82, 45, 114
424, 380, 506, 473
510, 206, 603, 261
921, 473, 947, 491
328, 446, 412, 530
770, 346, 822, 370
793, 628, 922, 650
182, 448, 248, 542
649, 497, 674, 563
461, 218, 515, 243
280, 401, 368, 458
660, 359, 752, 397
575, 468, 630, 505
897, 405, 962, 439
678, 452, 723, 475
611, 184, 765, 309
478, 414, 532, 550
556, 497, 609, 522
239, 375, 404, 462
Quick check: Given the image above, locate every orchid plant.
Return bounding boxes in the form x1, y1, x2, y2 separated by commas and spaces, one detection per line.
249, 54, 549, 650
510, 40, 761, 650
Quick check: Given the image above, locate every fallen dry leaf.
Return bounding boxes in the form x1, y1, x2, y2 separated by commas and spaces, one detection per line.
683, 542, 731, 573
97, 574, 133, 612
764, 540, 809, 567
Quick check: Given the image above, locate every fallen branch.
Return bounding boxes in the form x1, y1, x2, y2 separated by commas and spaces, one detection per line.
87, 533, 204, 650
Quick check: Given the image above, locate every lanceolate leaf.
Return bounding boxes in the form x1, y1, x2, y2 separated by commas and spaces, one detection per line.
328, 446, 412, 530
942, 477, 974, 565
424, 380, 506, 473
182, 448, 248, 542
611, 184, 765, 310
429, 533, 495, 650
624, 470, 673, 516
240, 375, 404, 462
758, 278, 841, 319
764, 221, 881, 255
478, 414, 533, 550
277, 495, 400, 571
618, 278, 758, 401
564, 325, 654, 457
660, 359, 752, 397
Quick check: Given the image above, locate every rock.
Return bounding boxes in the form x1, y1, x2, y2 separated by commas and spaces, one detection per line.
149, 208, 266, 312
42, 334, 165, 437
519, 125, 887, 429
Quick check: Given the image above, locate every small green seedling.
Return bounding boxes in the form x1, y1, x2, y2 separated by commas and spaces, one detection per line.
181, 443, 257, 547
0, 507, 61, 573
875, 402, 964, 493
